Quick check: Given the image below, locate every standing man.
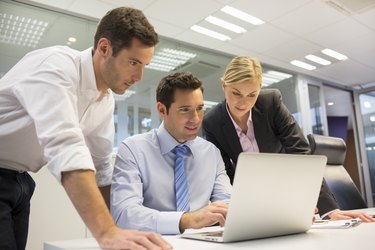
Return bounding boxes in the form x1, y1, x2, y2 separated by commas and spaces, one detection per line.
0, 7, 171, 250
111, 72, 232, 234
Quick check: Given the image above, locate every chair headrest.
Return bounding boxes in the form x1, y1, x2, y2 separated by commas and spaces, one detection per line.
307, 134, 346, 165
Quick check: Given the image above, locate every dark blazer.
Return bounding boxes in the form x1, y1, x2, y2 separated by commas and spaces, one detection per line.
202, 89, 338, 215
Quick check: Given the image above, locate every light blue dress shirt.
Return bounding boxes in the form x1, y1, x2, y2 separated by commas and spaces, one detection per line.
111, 122, 232, 235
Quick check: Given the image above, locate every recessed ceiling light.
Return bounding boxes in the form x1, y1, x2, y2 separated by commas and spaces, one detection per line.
190, 25, 231, 41
161, 48, 196, 60
146, 48, 196, 72
262, 70, 293, 86
321, 49, 348, 60
364, 101, 372, 108
305, 54, 331, 65
221, 6, 264, 25
290, 60, 316, 70
262, 76, 279, 85
327, 102, 334, 106
68, 37, 76, 42
146, 63, 175, 72
267, 70, 293, 79
0, 13, 48, 48
205, 16, 246, 33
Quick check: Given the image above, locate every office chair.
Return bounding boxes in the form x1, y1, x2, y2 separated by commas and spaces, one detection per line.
307, 134, 368, 210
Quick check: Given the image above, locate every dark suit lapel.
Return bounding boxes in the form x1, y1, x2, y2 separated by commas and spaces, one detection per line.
220, 101, 243, 161
252, 105, 268, 152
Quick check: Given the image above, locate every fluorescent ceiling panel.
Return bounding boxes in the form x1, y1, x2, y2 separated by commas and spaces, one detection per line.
221, 5, 264, 26
0, 13, 48, 48
190, 25, 231, 41
321, 48, 348, 60
205, 16, 246, 33
146, 47, 197, 72
305, 54, 332, 65
290, 60, 317, 70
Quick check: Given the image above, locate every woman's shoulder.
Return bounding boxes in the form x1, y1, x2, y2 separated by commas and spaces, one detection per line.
258, 88, 281, 99
256, 89, 282, 108
204, 101, 225, 122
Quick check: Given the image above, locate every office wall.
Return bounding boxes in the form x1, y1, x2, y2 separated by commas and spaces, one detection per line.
28, 168, 86, 250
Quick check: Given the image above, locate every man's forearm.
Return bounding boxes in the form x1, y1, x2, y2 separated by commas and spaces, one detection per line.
62, 170, 115, 239
99, 185, 111, 209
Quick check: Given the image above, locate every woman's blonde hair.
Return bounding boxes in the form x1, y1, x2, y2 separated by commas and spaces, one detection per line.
222, 56, 262, 86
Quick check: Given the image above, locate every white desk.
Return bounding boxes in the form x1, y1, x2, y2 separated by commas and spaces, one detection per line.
44, 208, 375, 250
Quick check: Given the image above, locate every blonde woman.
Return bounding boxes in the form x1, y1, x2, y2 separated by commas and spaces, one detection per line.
202, 56, 374, 222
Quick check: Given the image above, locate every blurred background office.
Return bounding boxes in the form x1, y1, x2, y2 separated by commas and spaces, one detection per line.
1, 0, 375, 249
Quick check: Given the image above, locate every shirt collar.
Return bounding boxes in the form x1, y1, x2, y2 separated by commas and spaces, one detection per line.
157, 122, 194, 156
80, 47, 110, 101
225, 103, 253, 135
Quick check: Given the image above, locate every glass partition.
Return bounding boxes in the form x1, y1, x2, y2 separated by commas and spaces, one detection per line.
358, 92, 375, 204
308, 84, 324, 135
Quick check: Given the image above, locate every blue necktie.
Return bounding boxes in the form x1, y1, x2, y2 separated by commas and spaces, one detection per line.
174, 145, 190, 212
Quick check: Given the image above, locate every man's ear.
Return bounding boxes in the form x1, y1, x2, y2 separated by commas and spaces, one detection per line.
96, 37, 112, 57
157, 102, 167, 118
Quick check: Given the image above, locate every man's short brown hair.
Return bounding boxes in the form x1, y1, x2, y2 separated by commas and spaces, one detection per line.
156, 72, 204, 114
94, 7, 159, 56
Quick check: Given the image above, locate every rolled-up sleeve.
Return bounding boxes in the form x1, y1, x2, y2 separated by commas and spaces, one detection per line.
13, 53, 95, 183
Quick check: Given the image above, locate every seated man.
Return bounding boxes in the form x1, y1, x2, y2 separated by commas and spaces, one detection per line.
111, 72, 232, 234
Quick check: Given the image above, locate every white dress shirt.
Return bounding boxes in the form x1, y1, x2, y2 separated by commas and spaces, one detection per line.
111, 122, 232, 235
0, 46, 114, 186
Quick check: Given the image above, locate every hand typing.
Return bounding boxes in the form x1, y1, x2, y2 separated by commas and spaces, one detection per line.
179, 201, 228, 232
328, 210, 375, 223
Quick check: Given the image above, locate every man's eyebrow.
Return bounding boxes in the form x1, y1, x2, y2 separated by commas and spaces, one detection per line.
177, 105, 191, 109
128, 57, 143, 64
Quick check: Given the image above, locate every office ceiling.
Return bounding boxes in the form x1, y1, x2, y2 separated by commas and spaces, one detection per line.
17, 0, 375, 88
1, 0, 374, 129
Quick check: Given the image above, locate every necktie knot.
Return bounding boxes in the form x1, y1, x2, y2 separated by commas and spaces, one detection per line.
175, 145, 188, 157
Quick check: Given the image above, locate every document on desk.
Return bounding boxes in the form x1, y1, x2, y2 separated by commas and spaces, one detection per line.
311, 218, 361, 229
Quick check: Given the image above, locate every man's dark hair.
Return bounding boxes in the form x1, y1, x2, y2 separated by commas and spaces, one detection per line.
156, 72, 204, 114
94, 7, 159, 57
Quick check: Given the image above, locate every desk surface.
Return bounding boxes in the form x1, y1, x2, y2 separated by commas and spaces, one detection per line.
44, 208, 375, 250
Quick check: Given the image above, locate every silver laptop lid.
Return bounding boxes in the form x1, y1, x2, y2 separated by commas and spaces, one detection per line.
223, 153, 327, 242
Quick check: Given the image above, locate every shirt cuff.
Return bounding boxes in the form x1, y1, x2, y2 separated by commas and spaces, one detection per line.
321, 209, 340, 219
47, 145, 95, 184
95, 164, 113, 187
157, 211, 184, 235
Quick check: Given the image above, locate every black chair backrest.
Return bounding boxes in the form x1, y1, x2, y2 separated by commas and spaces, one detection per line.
307, 134, 367, 210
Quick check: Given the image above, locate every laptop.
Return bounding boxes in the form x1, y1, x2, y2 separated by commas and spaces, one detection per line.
181, 152, 327, 242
